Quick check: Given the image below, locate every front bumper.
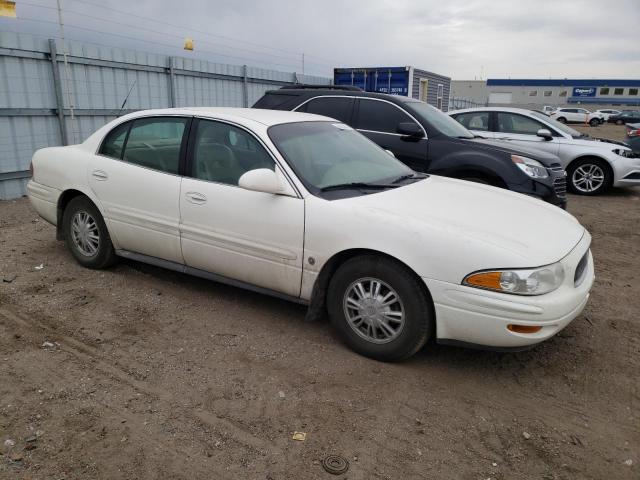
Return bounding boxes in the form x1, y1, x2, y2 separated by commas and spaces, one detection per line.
611, 153, 640, 187
509, 168, 567, 209
423, 232, 594, 349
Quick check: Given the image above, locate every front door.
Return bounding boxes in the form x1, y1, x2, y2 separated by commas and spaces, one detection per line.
88, 116, 189, 263
179, 118, 304, 297
353, 98, 429, 172
492, 111, 560, 157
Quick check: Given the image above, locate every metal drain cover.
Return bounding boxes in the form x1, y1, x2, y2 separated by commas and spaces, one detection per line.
321, 455, 349, 475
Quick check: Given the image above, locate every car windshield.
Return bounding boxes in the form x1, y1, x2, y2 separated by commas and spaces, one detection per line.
529, 110, 585, 138
268, 121, 414, 193
404, 101, 474, 138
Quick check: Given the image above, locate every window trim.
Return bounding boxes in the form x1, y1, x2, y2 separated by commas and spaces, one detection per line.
96, 115, 192, 177
293, 95, 428, 139
184, 116, 302, 198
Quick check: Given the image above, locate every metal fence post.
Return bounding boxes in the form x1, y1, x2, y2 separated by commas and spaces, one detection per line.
242, 65, 248, 107
48, 39, 68, 146
168, 56, 176, 107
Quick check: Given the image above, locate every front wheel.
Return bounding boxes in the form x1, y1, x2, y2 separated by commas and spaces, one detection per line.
589, 118, 599, 127
62, 196, 116, 269
327, 255, 434, 361
556, 117, 567, 123
567, 158, 612, 195
616, 119, 624, 125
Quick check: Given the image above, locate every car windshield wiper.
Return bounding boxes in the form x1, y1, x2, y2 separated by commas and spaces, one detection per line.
320, 182, 400, 192
391, 172, 428, 184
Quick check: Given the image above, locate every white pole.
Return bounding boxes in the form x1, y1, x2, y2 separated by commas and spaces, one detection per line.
56, 0, 76, 143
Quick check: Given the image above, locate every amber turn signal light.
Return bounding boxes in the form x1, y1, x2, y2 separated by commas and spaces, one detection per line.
465, 271, 502, 290
507, 324, 543, 334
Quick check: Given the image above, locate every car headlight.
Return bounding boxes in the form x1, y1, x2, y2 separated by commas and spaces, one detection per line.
463, 262, 565, 296
612, 148, 636, 158
511, 155, 549, 179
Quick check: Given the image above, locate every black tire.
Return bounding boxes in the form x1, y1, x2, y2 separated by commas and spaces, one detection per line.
616, 119, 624, 125
589, 118, 599, 127
556, 117, 567, 123
62, 196, 116, 269
567, 158, 612, 196
327, 255, 434, 362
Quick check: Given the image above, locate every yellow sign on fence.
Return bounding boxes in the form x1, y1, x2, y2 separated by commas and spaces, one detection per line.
0, 0, 17, 18
184, 38, 194, 51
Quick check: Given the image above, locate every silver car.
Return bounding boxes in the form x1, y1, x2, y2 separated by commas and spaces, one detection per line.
449, 107, 640, 195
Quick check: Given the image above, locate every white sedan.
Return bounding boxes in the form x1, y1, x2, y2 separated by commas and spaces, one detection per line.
27, 108, 594, 361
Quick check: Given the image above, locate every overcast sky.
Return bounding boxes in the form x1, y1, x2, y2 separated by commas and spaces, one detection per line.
2, 0, 640, 79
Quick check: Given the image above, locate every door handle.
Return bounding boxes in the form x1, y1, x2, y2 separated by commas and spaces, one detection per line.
185, 191, 207, 205
92, 169, 108, 181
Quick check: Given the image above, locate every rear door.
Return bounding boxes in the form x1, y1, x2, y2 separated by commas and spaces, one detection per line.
451, 111, 493, 137
89, 116, 189, 263
352, 98, 429, 172
492, 111, 560, 156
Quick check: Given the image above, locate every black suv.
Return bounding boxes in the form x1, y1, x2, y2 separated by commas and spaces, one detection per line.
253, 86, 567, 208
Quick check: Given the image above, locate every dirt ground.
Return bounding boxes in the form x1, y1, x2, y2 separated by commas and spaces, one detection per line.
1, 123, 638, 479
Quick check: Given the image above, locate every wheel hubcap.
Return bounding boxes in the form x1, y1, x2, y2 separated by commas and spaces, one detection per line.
572, 164, 605, 193
343, 277, 405, 344
71, 211, 100, 256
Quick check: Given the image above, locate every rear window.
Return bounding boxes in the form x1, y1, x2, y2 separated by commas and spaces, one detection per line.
253, 92, 301, 109
295, 97, 354, 123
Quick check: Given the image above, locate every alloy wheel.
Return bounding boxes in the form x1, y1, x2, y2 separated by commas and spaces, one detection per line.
572, 164, 605, 193
343, 277, 405, 344
71, 210, 100, 256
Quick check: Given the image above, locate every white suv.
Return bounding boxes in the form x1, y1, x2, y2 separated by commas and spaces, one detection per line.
550, 108, 601, 126
594, 109, 621, 122
449, 107, 640, 195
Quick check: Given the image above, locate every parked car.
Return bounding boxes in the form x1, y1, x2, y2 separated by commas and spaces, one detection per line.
608, 110, 640, 125
253, 86, 568, 208
626, 123, 640, 153
593, 109, 621, 122
448, 107, 640, 195
550, 107, 601, 126
27, 108, 594, 361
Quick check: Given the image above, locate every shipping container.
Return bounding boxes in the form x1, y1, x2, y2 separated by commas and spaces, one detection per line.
333, 66, 451, 111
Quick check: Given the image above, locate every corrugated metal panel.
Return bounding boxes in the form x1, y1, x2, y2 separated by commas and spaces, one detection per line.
412, 68, 451, 111
0, 33, 331, 199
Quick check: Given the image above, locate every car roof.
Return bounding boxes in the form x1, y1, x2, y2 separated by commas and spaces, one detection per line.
117, 107, 331, 127
447, 106, 540, 115
263, 87, 416, 104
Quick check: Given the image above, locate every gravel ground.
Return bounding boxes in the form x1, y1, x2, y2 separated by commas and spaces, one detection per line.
0, 123, 638, 479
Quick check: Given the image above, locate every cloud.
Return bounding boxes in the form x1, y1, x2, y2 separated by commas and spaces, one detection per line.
1, 0, 639, 79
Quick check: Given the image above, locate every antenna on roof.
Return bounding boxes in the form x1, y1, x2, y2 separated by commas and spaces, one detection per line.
117, 80, 137, 118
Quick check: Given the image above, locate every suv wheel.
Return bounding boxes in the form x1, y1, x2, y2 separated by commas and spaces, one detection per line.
556, 117, 567, 123
589, 118, 599, 127
62, 196, 117, 269
567, 158, 611, 195
327, 255, 433, 361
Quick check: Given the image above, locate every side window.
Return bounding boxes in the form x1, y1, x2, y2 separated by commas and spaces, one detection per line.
99, 122, 130, 159
191, 119, 274, 186
296, 97, 355, 123
354, 99, 418, 134
497, 113, 545, 135
453, 112, 489, 131
122, 117, 187, 174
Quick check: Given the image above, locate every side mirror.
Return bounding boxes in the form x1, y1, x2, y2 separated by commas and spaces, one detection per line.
238, 168, 284, 194
385, 149, 396, 158
536, 128, 553, 141
397, 122, 424, 138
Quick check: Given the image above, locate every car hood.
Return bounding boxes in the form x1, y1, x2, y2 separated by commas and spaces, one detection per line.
456, 137, 561, 166
344, 175, 585, 269
564, 136, 632, 150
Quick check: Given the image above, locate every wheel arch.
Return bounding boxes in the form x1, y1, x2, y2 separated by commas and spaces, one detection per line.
56, 188, 103, 241
566, 155, 614, 178
306, 248, 436, 331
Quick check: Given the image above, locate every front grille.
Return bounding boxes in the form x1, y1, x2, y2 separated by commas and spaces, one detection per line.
574, 250, 589, 287
553, 176, 567, 198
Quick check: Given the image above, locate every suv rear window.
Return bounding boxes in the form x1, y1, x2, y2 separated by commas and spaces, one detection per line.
295, 97, 354, 123
253, 93, 301, 109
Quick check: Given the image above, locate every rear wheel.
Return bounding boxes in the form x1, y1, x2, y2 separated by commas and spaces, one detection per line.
62, 196, 116, 269
556, 117, 567, 123
567, 158, 612, 195
616, 119, 624, 125
589, 118, 599, 127
327, 255, 433, 361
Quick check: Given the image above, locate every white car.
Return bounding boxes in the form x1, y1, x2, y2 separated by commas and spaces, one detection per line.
27, 108, 594, 361
594, 109, 621, 122
550, 107, 601, 126
449, 107, 640, 195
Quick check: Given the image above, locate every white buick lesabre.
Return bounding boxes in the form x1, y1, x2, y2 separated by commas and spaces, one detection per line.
27, 108, 594, 361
